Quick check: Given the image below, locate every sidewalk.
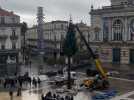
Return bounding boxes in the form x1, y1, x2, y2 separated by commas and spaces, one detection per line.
0, 91, 41, 100
102, 63, 134, 80
112, 91, 134, 100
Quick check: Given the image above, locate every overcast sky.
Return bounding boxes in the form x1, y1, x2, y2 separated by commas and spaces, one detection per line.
0, 0, 110, 27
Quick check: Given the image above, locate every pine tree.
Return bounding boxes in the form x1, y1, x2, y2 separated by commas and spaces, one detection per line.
63, 20, 78, 89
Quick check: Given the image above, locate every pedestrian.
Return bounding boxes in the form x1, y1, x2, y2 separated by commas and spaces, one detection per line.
34, 80, 37, 87
9, 90, 13, 100
4, 79, 6, 88
65, 95, 70, 100
56, 94, 60, 100
28, 77, 32, 88
17, 81, 22, 97
17, 87, 21, 96
37, 77, 41, 85
32, 77, 37, 87
70, 96, 73, 100
65, 96, 67, 100
10, 79, 15, 88
61, 97, 64, 100
48, 91, 53, 100
41, 94, 45, 100
53, 93, 56, 98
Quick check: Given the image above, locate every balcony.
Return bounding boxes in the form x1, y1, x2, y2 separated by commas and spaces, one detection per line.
0, 35, 8, 42
0, 49, 19, 55
10, 35, 18, 40
0, 35, 8, 40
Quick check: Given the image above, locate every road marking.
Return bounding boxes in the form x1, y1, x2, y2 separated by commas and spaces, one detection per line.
110, 77, 134, 82
111, 91, 134, 100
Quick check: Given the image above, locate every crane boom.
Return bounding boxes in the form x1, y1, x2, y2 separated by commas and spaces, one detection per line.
75, 25, 107, 79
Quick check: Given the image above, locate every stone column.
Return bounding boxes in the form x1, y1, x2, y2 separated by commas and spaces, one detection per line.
109, 18, 113, 41
100, 20, 103, 41
124, 17, 128, 41
128, 19, 131, 41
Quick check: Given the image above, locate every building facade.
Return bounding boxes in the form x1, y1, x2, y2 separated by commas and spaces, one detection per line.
26, 20, 91, 58
90, 0, 134, 64
0, 8, 21, 76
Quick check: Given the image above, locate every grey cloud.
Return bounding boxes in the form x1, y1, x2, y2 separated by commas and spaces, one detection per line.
1, 0, 110, 26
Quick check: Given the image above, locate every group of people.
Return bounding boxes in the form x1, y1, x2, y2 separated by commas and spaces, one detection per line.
41, 91, 74, 100
0, 73, 41, 98
0, 75, 41, 89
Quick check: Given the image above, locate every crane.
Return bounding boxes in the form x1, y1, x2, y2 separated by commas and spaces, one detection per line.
75, 25, 109, 90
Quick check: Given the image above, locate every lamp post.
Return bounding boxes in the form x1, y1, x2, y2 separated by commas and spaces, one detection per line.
21, 22, 27, 64
54, 35, 57, 65
28, 46, 32, 76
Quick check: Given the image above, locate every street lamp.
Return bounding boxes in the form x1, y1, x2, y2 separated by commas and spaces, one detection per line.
54, 35, 57, 66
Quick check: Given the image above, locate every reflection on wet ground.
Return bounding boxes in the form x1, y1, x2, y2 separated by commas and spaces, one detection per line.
1, 57, 134, 100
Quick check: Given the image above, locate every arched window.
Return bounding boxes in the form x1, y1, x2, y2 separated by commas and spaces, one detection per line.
113, 19, 123, 41
130, 19, 134, 40
94, 27, 100, 41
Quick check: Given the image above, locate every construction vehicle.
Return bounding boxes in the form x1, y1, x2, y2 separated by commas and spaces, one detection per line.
75, 25, 109, 90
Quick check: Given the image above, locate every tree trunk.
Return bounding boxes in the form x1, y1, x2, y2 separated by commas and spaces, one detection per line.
67, 56, 71, 89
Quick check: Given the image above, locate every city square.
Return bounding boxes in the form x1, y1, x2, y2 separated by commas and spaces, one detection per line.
0, 0, 134, 100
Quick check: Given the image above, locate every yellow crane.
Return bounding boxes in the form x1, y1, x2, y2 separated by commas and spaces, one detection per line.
75, 25, 109, 90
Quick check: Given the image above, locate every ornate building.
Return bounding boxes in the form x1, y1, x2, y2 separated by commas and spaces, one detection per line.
90, 0, 134, 64
0, 8, 21, 76
27, 20, 68, 58
26, 20, 91, 58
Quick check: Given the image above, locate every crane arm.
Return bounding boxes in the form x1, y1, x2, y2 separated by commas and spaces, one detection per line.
75, 25, 107, 79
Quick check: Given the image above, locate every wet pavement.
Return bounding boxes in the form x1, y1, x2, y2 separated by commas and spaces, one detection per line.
0, 77, 134, 100
1, 56, 134, 100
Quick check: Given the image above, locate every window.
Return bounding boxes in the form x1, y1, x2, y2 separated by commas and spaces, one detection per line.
12, 43, 16, 49
130, 19, 134, 40
11, 17, 15, 23
113, 19, 123, 41
103, 18, 109, 41
95, 32, 99, 41
94, 27, 100, 41
12, 29, 16, 36
1, 45, 5, 49
61, 24, 64, 29
1, 17, 5, 24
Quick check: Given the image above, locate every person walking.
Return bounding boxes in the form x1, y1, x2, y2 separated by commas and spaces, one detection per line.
41, 94, 45, 100
9, 89, 13, 100
17, 80, 22, 97
37, 77, 41, 85
32, 77, 37, 87
70, 96, 73, 100
17, 87, 22, 96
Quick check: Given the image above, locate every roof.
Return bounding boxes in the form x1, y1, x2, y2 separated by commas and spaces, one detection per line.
0, 8, 19, 17
90, 5, 134, 15
52, 20, 68, 23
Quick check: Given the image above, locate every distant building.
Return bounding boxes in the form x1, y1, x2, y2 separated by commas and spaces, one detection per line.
90, 0, 134, 64
0, 7, 21, 76
26, 20, 91, 58
76, 21, 93, 50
